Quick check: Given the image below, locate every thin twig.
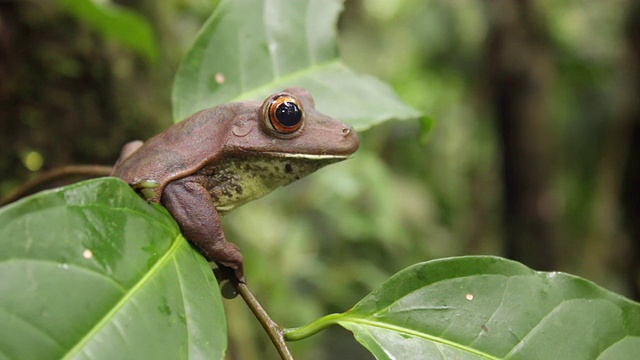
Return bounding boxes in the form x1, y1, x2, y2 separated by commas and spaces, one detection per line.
1, 165, 113, 206
227, 274, 294, 360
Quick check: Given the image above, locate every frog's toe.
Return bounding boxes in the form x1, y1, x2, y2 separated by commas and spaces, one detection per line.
216, 260, 244, 283
234, 265, 245, 284
213, 263, 245, 285
214, 243, 244, 282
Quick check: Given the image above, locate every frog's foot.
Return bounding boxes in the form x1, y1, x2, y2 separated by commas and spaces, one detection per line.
209, 242, 245, 283
192, 236, 244, 282
212, 266, 241, 299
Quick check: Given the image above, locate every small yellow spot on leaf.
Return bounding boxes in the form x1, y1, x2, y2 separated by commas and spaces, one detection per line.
466, 293, 474, 301
215, 73, 225, 84
83, 249, 93, 259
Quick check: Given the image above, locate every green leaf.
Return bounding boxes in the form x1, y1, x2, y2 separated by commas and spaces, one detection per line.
172, 0, 421, 130
0, 179, 226, 359
56, 0, 158, 62
286, 256, 640, 359
419, 114, 436, 144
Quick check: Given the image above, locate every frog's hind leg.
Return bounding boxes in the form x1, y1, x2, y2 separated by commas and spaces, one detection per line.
161, 177, 245, 282
112, 140, 144, 171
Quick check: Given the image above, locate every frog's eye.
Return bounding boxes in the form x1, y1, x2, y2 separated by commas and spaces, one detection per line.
262, 94, 304, 134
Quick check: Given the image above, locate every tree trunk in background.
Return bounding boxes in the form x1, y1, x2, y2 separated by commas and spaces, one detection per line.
621, 0, 640, 300
485, 0, 558, 270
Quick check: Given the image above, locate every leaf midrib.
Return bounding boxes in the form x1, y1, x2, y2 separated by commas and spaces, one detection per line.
229, 58, 341, 102
61, 234, 184, 359
339, 316, 499, 360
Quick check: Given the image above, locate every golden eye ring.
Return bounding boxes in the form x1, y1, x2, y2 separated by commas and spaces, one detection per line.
262, 93, 305, 134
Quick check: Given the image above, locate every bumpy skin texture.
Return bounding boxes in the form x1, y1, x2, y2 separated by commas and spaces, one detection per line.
112, 105, 240, 203
111, 88, 359, 281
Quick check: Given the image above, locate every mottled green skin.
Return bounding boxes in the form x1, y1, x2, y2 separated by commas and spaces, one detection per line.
111, 88, 359, 281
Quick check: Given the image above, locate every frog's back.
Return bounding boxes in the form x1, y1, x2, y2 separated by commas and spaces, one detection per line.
112, 104, 243, 202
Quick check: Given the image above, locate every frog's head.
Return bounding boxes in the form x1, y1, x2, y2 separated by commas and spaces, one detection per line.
224, 87, 359, 172
228, 87, 358, 157
213, 88, 359, 212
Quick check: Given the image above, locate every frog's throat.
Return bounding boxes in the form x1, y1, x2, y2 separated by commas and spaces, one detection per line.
204, 155, 346, 215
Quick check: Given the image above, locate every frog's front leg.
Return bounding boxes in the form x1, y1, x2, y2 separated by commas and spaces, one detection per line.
161, 177, 245, 282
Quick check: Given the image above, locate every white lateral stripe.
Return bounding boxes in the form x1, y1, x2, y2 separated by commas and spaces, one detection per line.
264, 152, 349, 160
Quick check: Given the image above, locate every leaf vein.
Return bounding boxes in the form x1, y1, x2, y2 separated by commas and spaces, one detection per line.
0, 258, 127, 292
340, 316, 498, 360
0, 306, 65, 353
469, 278, 510, 347
61, 234, 184, 358
229, 58, 341, 102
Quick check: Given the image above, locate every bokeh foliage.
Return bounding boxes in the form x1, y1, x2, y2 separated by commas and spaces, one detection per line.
1, 0, 638, 359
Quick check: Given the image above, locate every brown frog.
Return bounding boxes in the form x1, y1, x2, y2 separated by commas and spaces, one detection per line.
111, 87, 359, 282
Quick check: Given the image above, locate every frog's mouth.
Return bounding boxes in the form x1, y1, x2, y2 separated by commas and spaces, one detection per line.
262, 152, 352, 160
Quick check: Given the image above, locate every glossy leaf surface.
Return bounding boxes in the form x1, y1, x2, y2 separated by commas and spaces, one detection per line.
0, 179, 226, 359
344, 257, 640, 359
172, 0, 421, 129
288, 256, 640, 359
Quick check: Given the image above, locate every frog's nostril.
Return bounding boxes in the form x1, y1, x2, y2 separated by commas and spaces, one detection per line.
341, 127, 352, 136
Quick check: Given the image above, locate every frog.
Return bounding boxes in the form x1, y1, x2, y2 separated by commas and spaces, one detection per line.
110, 87, 359, 282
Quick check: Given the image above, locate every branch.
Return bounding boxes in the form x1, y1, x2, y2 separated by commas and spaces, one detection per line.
217, 267, 294, 360
1, 165, 113, 206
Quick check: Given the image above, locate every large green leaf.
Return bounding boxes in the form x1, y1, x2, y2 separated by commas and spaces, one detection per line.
287, 256, 640, 359
0, 179, 226, 359
172, 0, 421, 130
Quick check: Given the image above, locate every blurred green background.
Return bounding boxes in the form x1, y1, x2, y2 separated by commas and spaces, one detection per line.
2, 0, 639, 359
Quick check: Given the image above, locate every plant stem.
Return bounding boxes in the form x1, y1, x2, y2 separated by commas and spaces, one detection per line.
229, 276, 294, 360
0, 165, 113, 205
283, 313, 343, 341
